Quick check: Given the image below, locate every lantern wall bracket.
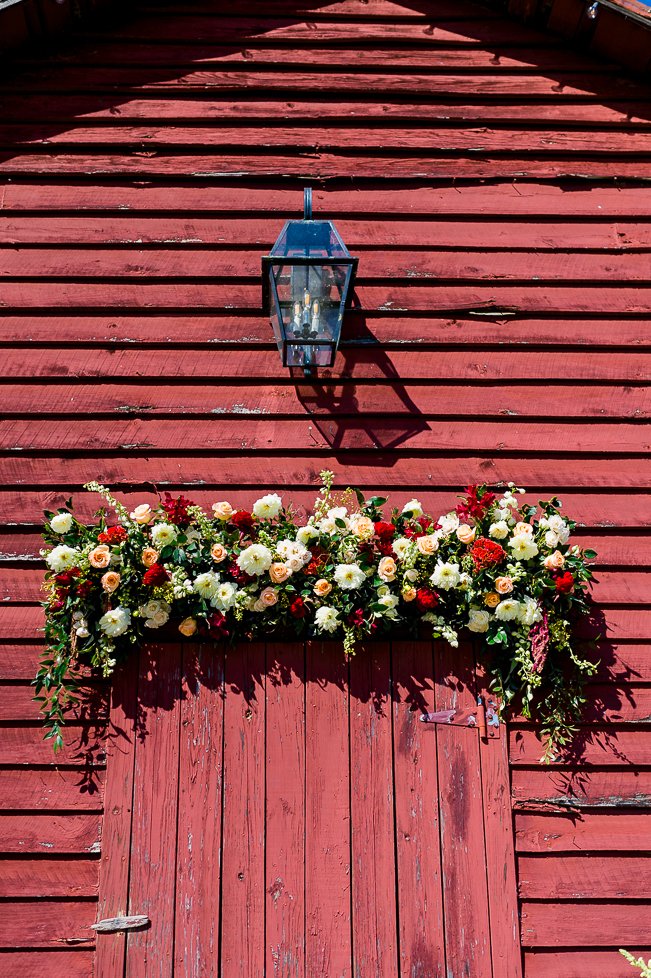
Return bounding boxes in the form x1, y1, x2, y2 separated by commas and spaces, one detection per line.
419, 697, 501, 740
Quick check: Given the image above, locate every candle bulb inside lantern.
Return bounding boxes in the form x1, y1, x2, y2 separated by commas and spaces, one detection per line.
311, 300, 320, 334
293, 301, 301, 328
303, 290, 311, 308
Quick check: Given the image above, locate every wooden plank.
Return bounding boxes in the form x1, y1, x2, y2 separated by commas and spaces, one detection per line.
265, 640, 305, 978
0, 856, 99, 897
0, 769, 105, 811
0, 950, 95, 978
94, 651, 138, 978
391, 639, 445, 978
0, 901, 96, 948
175, 644, 225, 978
510, 728, 651, 766
512, 769, 651, 808
0, 683, 108, 722
521, 901, 651, 947
221, 642, 265, 978
125, 642, 182, 978
515, 811, 651, 851
518, 854, 651, 898
0, 813, 101, 854
0, 725, 106, 766
305, 640, 351, 978
523, 949, 651, 978
349, 642, 397, 978
435, 640, 491, 978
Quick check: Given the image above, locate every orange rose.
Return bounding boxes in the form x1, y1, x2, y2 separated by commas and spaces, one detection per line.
544, 550, 565, 571
484, 592, 501, 608
269, 562, 291, 584
178, 617, 197, 637
416, 535, 438, 556
89, 545, 111, 569
212, 501, 234, 521
101, 571, 121, 593
402, 586, 417, 602
314, 579, 332, 597
378, 556, 397, 582
260, 587, 278, 607
130, 503, 153, 525
211, 543, 227, 563
142, 547, 159, 567
457, 524, 476, 544
495, 576, 514, 594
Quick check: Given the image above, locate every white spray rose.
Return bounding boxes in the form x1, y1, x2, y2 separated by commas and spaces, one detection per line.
99, 607, 131, 637
237, 544, 273, 576
468, 608, 490, 633
252, 493, 282, 520
489, 521, 509, 540
50, 513, 73, 534
46, 545, 80, 573
334, 563, 366, 590
314, 606, 341, 633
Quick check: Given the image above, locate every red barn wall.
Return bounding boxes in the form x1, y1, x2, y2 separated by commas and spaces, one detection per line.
0, 1, 650, 975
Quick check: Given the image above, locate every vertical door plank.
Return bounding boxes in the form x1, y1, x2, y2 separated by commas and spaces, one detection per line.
305, 640, 351, 978
221, 642, 266, 978
391, 640, 446, 978
435, 639, 492, 978
126, 642, 182, 978
94, 650, 139, 978
349, 642, 398, 978
477, 661, 523, 978
266, 640, 305, 978
175, 644, 225, 978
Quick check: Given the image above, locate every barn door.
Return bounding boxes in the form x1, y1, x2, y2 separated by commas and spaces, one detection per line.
95, 639, 521, 978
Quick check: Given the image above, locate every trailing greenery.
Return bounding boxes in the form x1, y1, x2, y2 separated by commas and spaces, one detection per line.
621, 950, 651, 977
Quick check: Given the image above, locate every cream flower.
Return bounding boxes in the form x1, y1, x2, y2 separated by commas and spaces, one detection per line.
495, 576, 514, 594
150, 523, 178, 548
210, 582, 238, 611
392, 536, 412, 560
456, 524, 476, 545
276, 539, 311, 571
438, 512, 459, 535
514, 521, 534, 537
416, 534, 438, 556
518, 596, 542, 627
46, 544, 79, 573
468, 608, 490, 633
194, 571, 220, 598
101, 571, 121, 593
494, 599, 521, 621
130, 503, 153, 525
402, 498, 423, 518
259, 587, 278, 607
404, 568, 418, 583
50, 513, 73, 534
402, 586, 417, 602
314, 579, 332, 598
378, 556, 397, 582
334, 563, 365, 590
489, 521, 509, 540
211, 543, 228, 563
89, 545, 111, 569
430, 560, 460, 590
509, 535, 539, 560
237, 544, 273, 576
179, 617, 197, 637
296, 523, 320, 546
350, 515, 375, 540
253, 493, 282, 520
314, 606, 340, 633
378, 592, 399, 617
141, 600, 171, 629
99, 606, 130, 637
269, 562, 291, 584
142, 547, 159, 567
544, 550, 565, 571
212, 501, 234, 521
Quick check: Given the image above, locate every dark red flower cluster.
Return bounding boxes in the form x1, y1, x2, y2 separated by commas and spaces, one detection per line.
230, 510, 254, 532
415, 587, 439, 613
554, 571, 574, 594
77, 581, 93, 599
54, 568, 81, 586
143, 563, 171, 587
374, 521, 395, 541
470, 537, 506, 571
207, 610, 229, 638
404, 516, 434, 539
289, 597, 308, 619
456, 484, 497, 524
227, 560, 254, 586
98, 525, 127, 544
161, 493, 195, 525
347, 608, 367, 628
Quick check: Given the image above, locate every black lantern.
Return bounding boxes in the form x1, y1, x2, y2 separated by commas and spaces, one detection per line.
262, 188, 358, 374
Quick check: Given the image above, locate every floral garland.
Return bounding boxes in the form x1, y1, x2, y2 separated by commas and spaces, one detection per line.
37, 474, 597, 759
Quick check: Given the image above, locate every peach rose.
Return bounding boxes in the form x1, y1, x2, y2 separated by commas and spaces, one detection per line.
212, 501, 234, 521
352, 516, 375, 540
495, 576, 514, 594
260, 587, 278, 607
89, 545, 111, 569
514, 521, 533, 537
484, 592, 501, 608
402, 586, 417, 602
378, 556, 397, 582
269, 562, 291, 584
130, 503, 153, 525
142, 547, 159, 567
544, 550, 565, 571
314, 579, 332, 597
178, 617, 197, 637
211, 543, 227, 563
101, 571, 121, 593
457, 524, 476, 545
416, 534, 438, 556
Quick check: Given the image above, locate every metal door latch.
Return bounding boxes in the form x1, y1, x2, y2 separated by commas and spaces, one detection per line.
419, 697, 500, 739
91, 915, 150, 934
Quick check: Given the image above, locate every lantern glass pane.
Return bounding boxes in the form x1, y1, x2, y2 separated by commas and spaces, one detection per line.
271, 220, 350, 261
270, 260, 349, 368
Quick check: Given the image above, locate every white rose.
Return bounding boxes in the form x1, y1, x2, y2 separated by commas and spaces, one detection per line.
140, 599, 166, 618
405, 568, 419, 583
46, 545, 80, 573
277, 540, 311, 569
328, 506, 348, 520
193, 571, 220, 598
50, 512, 73, 534
211, 582, 238, 611
468, 608, 490, 633
99, 606, 131, 637
392, 536, 413, 560
144, 609, 170, 629
438, 512, 460, 535
378, 592, 400, 618
150, 523, 178, 547
518, 596, 543, 627
494, 599, 521, 621
252, 493, 283, 520
296, 523, 320, 546
314, 606, 341, 633
430, 560, 461, 591
334, 563, 366, 590
489, 520, 509, 540
237, 544, 273, 576
402, 498, 423, 518
509, 535, 539, 560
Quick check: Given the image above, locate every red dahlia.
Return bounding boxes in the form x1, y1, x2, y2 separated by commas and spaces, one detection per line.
415, 587, 439, 613
143, 563, 171, 587
77, 581, 93, 599
98, 525, 127, 544
231, 510, 254, 531
470, 537, 506, 571
374, 521, 395, 541
554, 571, 575, 594
54, 568, 81, 586
289, 597, 308, 619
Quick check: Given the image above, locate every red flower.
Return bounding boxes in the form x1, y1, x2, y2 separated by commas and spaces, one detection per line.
374, 521, 395, 541
98, 525, 128, 544
161, 493, 195, 526
377, 540, 395, 557
470, 537, 506, 571
347, 608, 366, 627
231, 510, 254, 531
554, 571, 575, 594
228, 560, 253, 585
50, 599, 65, 612
456, 484, 497, 523
143, 563, 171, 587
207, 611, 229, 638
289, 596, 308, 619
415, 587, 439, 612
404, 516, 433, 539
77, 581, 93, 599
54, 568, 80, 586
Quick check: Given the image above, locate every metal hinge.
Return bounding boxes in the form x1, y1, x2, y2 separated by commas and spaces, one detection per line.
91, 915, 150, 934
419, 697, 500, 740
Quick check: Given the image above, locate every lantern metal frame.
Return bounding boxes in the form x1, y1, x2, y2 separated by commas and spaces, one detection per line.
262, 188, 358, 375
